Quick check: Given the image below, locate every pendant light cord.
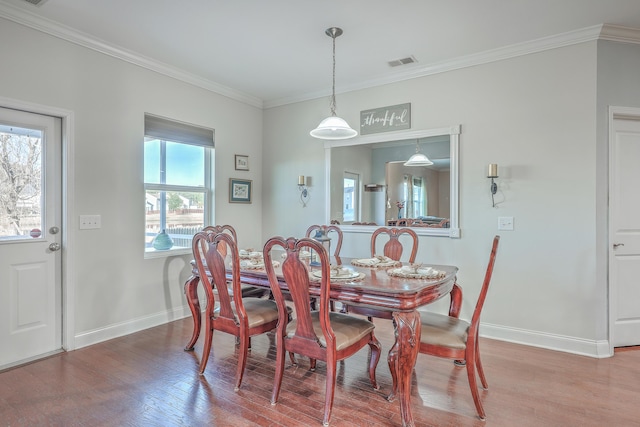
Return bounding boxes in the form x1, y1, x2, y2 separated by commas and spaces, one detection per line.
330, 32, 337, 117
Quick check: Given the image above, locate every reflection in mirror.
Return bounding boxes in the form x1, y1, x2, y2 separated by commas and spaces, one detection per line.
324, 127, 460, 238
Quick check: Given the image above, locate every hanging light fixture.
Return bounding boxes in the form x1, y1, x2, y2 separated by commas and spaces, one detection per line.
404, 140, 433, 166
310, 27, 358, 140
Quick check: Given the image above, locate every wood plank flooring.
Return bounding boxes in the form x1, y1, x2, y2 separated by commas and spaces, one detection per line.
1, 316, 638, 426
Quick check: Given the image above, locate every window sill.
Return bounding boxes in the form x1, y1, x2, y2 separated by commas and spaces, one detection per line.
144, 246, 191, 259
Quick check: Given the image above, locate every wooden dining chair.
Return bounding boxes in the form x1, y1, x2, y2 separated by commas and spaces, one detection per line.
201, 225, 270, 299
416, 235, 500, 420
305, 224, 343, 257
343, 227, 419, 320
263, 236, 381, 426
192, 229, 280, 391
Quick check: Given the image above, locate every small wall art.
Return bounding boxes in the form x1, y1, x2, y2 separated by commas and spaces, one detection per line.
229, 178, 252, 203
235, 154, 249, 171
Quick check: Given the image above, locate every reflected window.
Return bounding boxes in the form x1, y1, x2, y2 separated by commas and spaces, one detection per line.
343, 172, 360, 222
412, 177, 425, 217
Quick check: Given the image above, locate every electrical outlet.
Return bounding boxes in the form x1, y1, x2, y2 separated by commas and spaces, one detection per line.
498, 216, 514, 231
79, 214, 101, 229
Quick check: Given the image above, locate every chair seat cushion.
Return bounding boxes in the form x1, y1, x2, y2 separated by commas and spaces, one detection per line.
215, 298, 280, 328
286, 312, 375, 351
419, 311, 470, 350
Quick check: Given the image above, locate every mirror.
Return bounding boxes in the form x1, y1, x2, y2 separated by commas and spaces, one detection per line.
324, 126, 460, 238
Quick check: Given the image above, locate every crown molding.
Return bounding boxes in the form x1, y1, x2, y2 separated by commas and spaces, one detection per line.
2, 0, 640, 112
599, 23, 640, 44
0, 1, 264, 108
265, 24, 609, 109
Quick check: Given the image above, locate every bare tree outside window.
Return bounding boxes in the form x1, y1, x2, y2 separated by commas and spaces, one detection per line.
0, 129, 42, 238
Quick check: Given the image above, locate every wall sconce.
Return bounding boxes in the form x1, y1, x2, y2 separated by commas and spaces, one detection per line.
298, 175, 310, 207
487, 163, 498, 207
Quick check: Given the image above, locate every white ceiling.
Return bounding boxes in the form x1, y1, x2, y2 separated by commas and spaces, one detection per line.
2, 0, 640, 108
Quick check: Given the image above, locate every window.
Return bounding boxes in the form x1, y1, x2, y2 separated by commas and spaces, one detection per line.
412, 177, 425, 217
343, 172, 360, 223
144, 114, 214, 255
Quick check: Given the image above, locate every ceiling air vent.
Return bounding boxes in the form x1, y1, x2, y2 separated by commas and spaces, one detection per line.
20, 0, 49, 6
388, 56, 418, 67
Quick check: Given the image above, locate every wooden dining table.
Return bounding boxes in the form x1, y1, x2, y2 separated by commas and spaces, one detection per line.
183, 255, 460, 427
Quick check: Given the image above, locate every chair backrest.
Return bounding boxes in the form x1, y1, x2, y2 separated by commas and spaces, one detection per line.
201, 224, 238, 257
192, 228, 247, 327
468, 235, 500, 336
305, 224, 343, 257
370, 227, 419, 263
264, 236, 335, 350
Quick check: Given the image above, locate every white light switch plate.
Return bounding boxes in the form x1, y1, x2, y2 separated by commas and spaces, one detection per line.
498, 216, 514, 231
80, 214, 101, 229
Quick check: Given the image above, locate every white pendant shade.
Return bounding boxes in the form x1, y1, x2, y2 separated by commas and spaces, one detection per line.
310, 116, 358, 140
404, 152, 433, 166
404, 141, 433, 166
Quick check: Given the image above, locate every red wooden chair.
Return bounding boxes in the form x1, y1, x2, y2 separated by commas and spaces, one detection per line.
192, 229, 280, 391
263, 236, 381, 426
344, 227, 419, 320
416, 235, 500, 420
305, 224, 343, 257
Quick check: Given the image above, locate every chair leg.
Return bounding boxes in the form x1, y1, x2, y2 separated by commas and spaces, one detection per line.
199, 321, 214, 375
310, 358, 317, 371
288, 351, 297, 366
387, 343, 398, 401
235, 333, 249, 391
475, 338, 488, 389
323, 360, 337, 426
271, 335, 286, 405
465, 349, 486, 420
367, 333, 381, 390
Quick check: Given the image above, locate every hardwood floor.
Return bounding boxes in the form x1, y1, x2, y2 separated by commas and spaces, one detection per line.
1, 316, 638, 426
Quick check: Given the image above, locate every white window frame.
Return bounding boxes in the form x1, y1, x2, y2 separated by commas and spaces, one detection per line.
144, 114, 214, 258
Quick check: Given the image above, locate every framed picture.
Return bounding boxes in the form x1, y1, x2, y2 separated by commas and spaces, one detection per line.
229, 178, 252, 203
235, 154, 249, 171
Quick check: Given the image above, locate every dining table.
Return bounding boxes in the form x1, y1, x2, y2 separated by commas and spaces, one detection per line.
183, 254, 460, 427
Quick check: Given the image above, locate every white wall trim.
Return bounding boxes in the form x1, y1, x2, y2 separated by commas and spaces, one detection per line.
481, 322, 612, 359
73, 305, 193, 350
0, 2, 263, 109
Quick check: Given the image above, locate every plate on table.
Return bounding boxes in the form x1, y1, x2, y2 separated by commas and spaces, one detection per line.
311, 267, 360, 280
351, 255, 401, 268
387, 265, 446, 279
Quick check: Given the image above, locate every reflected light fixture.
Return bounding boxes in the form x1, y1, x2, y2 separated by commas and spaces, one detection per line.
298, 175, 310, 207
404, 140, 433, 166
310, 27, 358, 140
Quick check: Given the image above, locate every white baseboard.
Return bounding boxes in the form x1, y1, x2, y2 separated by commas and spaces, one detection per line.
73, 305, 193, 350
481, 322, 613, 359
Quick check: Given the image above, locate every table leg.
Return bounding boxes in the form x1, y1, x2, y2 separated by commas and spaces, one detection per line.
387, 310, 421, 427
183, 275, 201, 351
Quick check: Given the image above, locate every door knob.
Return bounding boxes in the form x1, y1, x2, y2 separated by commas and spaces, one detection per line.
613, 243, 625, 249
49, 242, 61, 251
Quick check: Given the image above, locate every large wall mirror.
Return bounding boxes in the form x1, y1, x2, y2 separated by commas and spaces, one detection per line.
324, 126, 460, 238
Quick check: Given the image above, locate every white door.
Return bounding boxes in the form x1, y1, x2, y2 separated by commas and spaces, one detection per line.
0, 107, 62, 369
609, 108, 640, 348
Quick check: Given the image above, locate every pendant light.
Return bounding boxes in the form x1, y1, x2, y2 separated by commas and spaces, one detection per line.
404, 140, 433, 166
310, 27, 358, 140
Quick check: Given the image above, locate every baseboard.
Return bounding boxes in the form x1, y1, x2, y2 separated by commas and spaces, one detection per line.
481, 322, 612, 358
73, 305, 193, 350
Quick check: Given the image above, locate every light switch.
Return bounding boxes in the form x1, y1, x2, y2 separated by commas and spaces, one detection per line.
79, 215, 101, 229
498, 216, 514, 231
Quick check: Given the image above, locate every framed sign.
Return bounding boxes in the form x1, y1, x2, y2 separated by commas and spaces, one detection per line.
360, 103, 411, 135
229, 178, 252, 203
235, 154, 249, 171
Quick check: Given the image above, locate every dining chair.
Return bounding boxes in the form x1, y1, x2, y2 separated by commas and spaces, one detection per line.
305, 224, 343, 257
416, 235, 500, 420
343, 227, 419, 320
263, 236, 381, 426
192, 229, 280, 391
201, 225, 270, 299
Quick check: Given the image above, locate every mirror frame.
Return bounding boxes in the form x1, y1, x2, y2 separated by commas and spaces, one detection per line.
324, 125, 460, 238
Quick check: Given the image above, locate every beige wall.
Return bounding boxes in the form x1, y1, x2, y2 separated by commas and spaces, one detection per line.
0, 17, 264, 346
264, 42, 604, 355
